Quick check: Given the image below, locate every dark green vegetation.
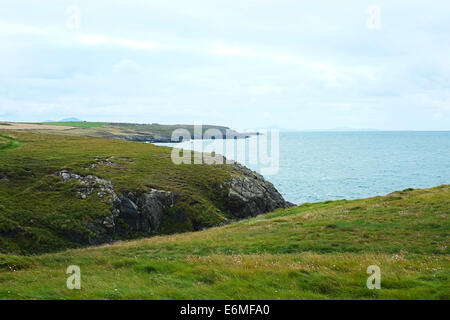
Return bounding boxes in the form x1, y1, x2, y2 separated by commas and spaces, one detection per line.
0, 137, 9, 150
0, 130, 238, 254
0, 135, 20, 153
0, 185, 448, 299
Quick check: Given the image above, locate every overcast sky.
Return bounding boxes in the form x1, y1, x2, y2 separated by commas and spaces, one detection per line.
1, 0, 449, 130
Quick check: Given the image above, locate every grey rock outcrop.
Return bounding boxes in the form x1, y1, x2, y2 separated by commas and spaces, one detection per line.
57, 170, 119, 203
56, 170, 177, 244
55, 161, 293, 246
57, 170, 120, 244
225, 163, 293, 218
116, 189, 176, 234
120, 135, 173, 143
88, 156, 119, 169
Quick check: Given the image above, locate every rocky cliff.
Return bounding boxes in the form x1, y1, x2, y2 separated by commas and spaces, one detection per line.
0, 130, 293, 255
56, 162, 292, 246
226, 163, 294, 218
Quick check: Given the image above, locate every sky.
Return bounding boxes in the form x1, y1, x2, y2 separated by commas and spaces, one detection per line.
0, 0, 449, 130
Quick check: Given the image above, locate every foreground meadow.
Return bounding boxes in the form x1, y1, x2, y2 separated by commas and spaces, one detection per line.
1, 185, 448, 299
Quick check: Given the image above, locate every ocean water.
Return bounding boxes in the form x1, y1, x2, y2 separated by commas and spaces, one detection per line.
156, 131, 450, 204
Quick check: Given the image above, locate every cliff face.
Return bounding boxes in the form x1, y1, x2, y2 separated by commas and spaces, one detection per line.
56, 162, 292, 246
225, 163, 293, 218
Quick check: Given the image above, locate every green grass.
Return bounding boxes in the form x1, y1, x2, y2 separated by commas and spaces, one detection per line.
0, 185, 448, 299
0, 129, 448, 299
31, 122, 238, 141
0, 130, 235, 254
0, 137, 8, 149
38, 122, 108, 128
0, 135, 20, 153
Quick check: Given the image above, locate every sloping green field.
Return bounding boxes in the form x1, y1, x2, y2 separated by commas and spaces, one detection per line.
31, 122, 238, 141
0, 130, 448, 299
0, 185, 448, 299
0, 130, 237, 254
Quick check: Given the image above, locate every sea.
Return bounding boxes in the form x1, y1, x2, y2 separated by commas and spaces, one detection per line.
155, 131, 450, 204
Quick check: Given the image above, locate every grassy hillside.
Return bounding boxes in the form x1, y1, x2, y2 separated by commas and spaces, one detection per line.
0, 185, 448, 299
0, 130, 240, 254
0, 135, 20, 153
29, 122, 244, 141
0, 136, 9, 149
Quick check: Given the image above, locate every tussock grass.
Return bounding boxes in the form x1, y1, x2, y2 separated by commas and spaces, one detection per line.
0, 184, 448, 299
0, 135, 20, 153
0, 130, 448, 299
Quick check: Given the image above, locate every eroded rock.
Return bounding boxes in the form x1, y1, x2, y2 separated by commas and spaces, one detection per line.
56, 170, 177, 243
225, 162, 293, 218
57, 170, 118, 203
55, 160, 293, 247
88, 156, 120, 169
117, 189, 176, 234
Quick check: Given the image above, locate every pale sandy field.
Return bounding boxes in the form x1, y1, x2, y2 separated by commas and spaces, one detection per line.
0, 122, 74, 130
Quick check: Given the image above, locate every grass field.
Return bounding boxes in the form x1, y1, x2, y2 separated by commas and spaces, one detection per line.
29, 122, 239, 141
39, 122, 108, 128
0, 130, 236, 254
0, 137, 8, 149
0, 130, 448, 299
0, 185, 448, 299
0, 135, 20, 153
2, 122, 243, 142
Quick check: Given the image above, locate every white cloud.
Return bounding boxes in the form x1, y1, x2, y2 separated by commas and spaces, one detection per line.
210, 41, 256, 57
0, 20, 45, 35
77, 34, 161, 49
0, 0, 449, 130
112, 59, 141, 75
249, 85, 283, 96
